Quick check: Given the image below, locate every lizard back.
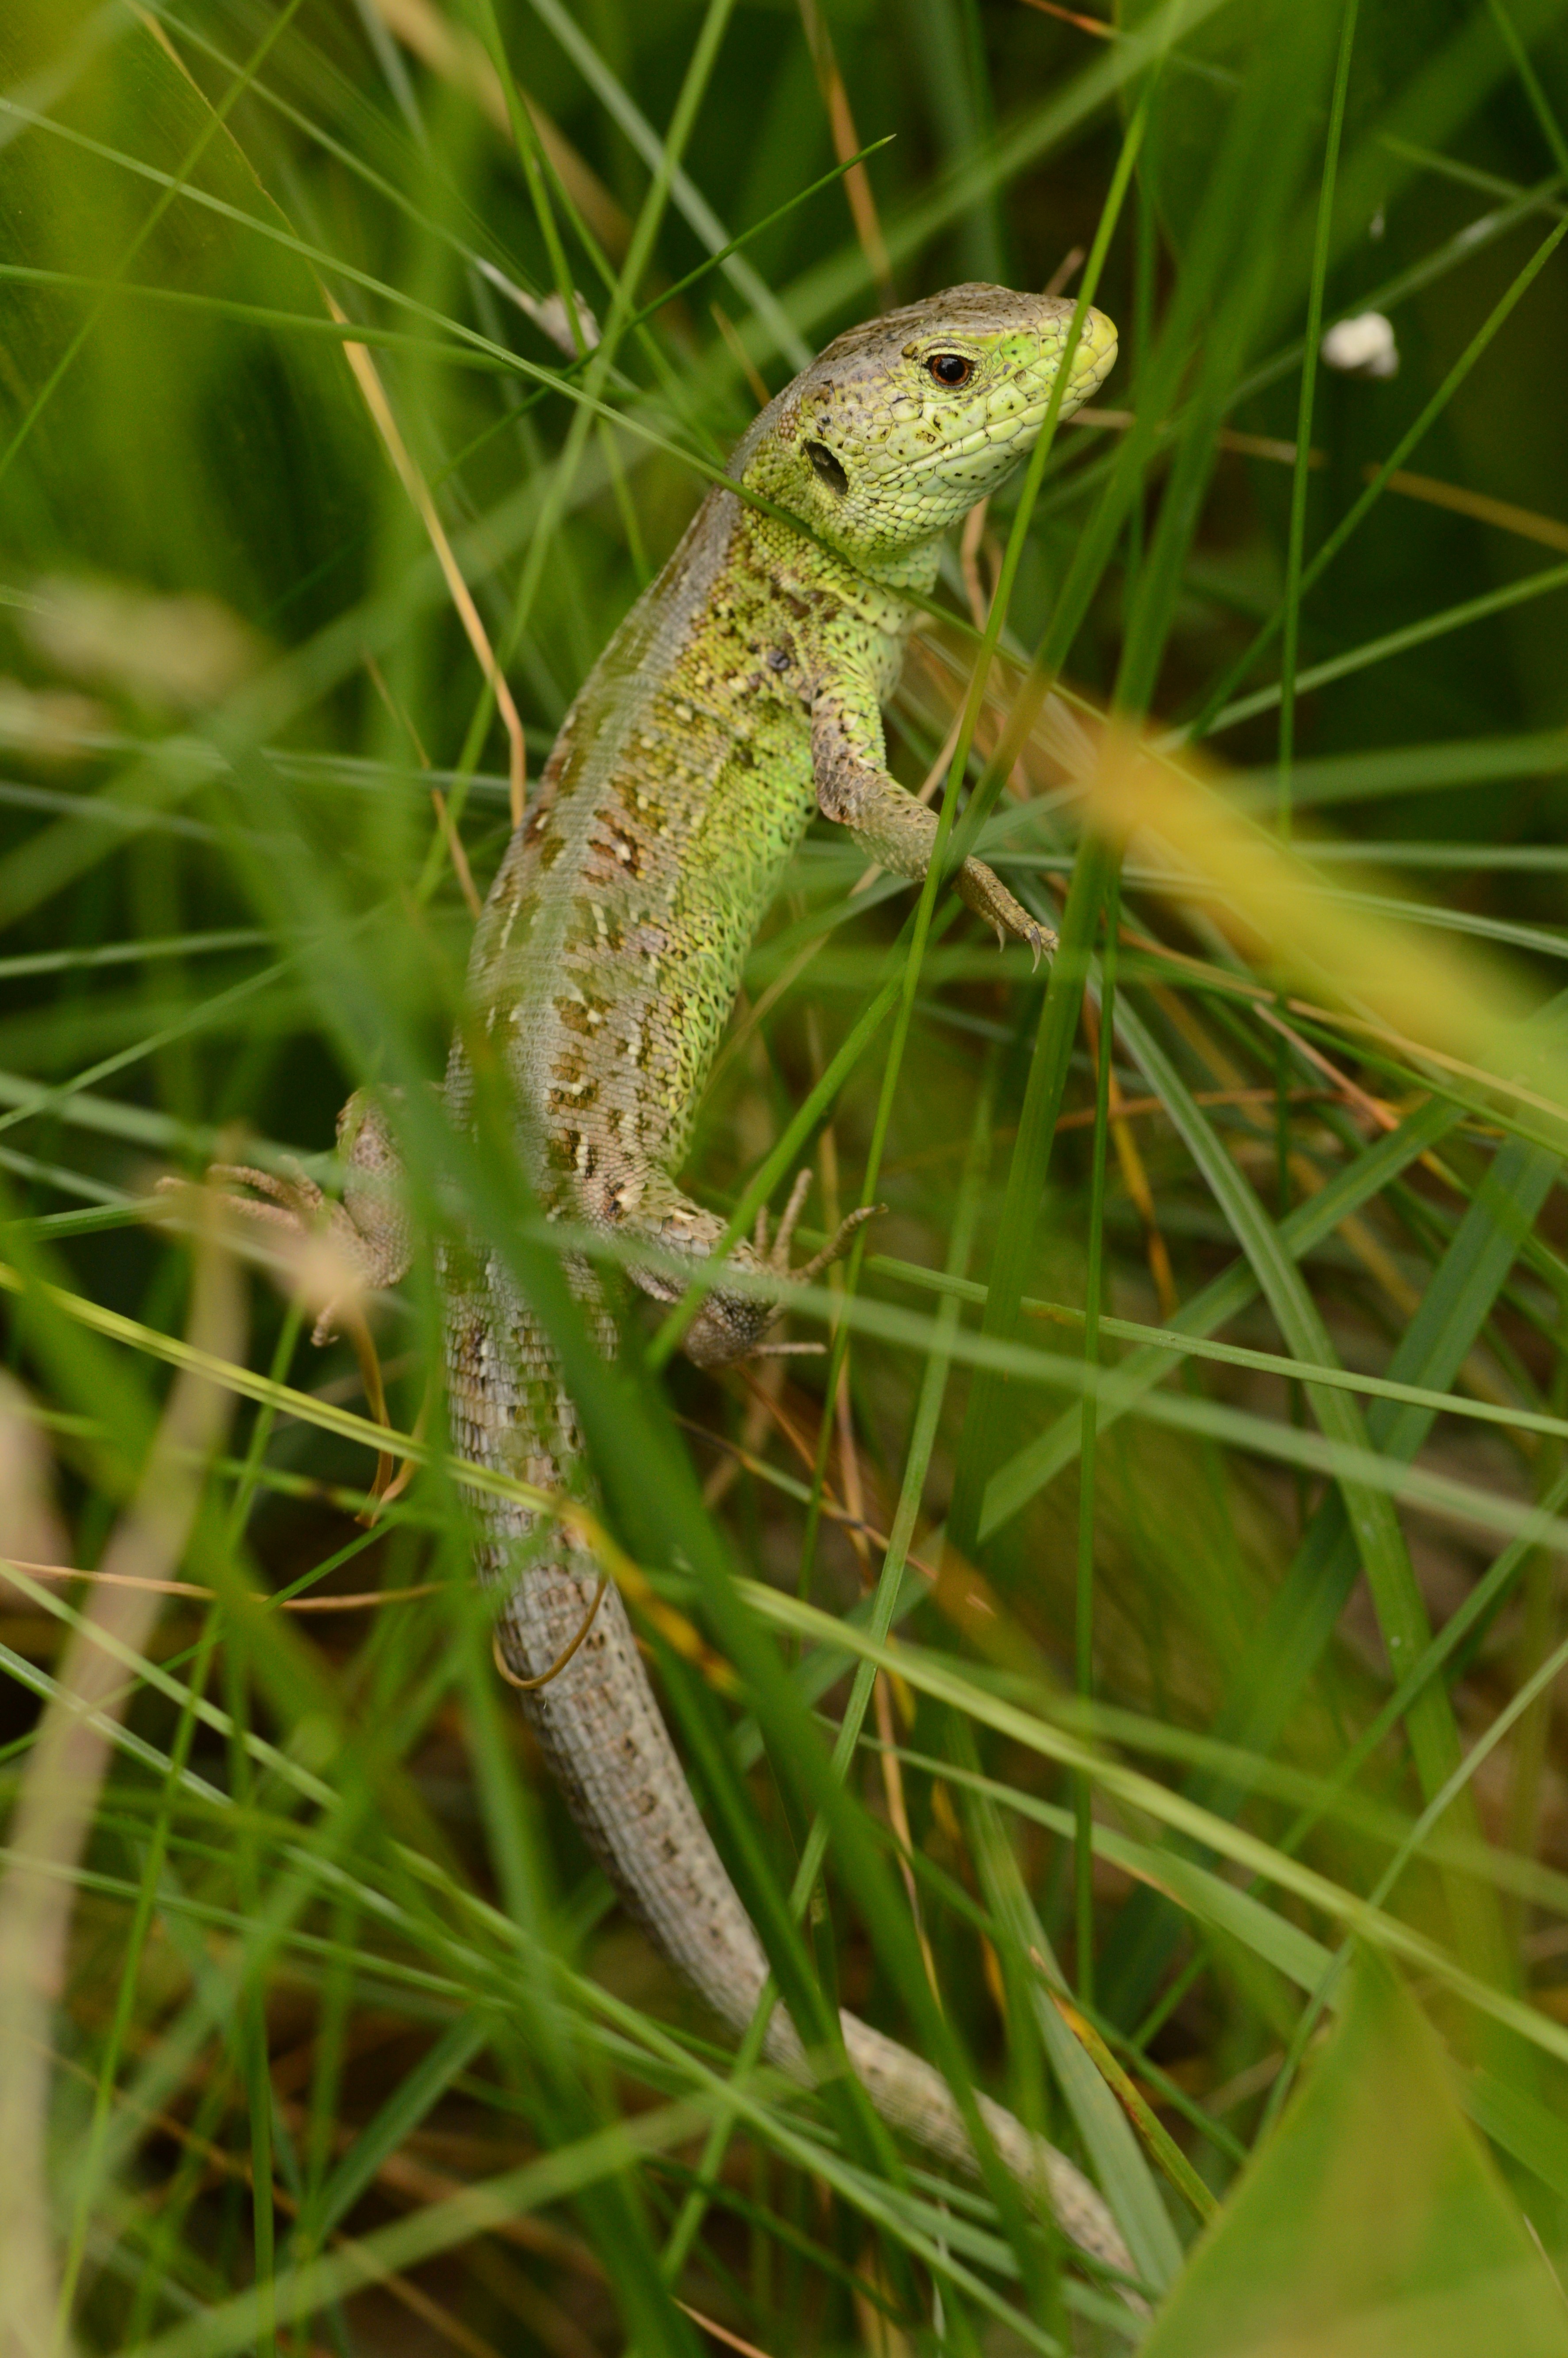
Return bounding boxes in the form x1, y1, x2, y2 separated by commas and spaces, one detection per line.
462, 466, 912, 1224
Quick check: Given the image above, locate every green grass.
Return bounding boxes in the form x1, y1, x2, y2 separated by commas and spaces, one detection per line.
3, 0, 1568, 2350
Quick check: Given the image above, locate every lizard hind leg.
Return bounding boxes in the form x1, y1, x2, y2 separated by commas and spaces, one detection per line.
160, 1087, 417, 1503
635, 1167, 880, 1371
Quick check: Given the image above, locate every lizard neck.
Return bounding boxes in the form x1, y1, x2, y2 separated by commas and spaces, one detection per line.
734, 411, 949, 599
730, 498, 933, 638
848, 533, 946, 596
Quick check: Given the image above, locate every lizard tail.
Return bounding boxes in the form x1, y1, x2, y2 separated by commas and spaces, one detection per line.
844, 2011, 1139, 2278
489, 1532, 1137, 2289
444, 1271, 1134, 2286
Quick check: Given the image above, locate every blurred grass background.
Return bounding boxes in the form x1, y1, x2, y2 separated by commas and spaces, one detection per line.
3, 0, 1568, 2350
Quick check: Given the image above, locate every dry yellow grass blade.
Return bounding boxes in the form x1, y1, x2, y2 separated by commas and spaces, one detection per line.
0, 1560, 446, 1612
1367, 465, 1568, 555
1085, 730, 1568, 1130
1071, 410, 1568, 561
326, 292, 528, 826
1017, 0, 1116, 35
796, 0, 895, 307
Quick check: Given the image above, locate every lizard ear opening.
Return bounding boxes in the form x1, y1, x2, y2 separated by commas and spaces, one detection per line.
805, 440, 848, 495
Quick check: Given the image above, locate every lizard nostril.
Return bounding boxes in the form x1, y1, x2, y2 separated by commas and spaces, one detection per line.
805, 440, 848, 495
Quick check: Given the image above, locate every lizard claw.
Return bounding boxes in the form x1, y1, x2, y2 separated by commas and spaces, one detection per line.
1026, 917, 1057, 972
955, 852, 1057, 968
207, 1156, 321, 1211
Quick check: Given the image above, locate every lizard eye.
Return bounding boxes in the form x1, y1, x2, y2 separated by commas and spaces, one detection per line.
927, 352, 974, 388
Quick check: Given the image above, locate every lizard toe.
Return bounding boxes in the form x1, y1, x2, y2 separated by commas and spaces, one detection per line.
792, 1200, 882, 1285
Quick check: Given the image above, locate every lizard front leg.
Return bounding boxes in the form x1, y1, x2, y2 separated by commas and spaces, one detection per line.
811, 679, 1056, 965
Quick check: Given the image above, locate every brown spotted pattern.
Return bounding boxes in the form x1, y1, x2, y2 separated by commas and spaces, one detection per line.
436, 286, 1134, 2278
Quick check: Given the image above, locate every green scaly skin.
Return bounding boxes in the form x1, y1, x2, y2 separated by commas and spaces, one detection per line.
227, 285, 1131, 2283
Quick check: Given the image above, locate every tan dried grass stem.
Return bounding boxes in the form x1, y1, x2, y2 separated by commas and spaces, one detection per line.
0, 1211, 242, 2358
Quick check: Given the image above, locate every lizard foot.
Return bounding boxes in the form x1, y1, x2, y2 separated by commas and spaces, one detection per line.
166, 1155, 384, 1348
157, 1089, 413, 1347
679, 1175, 882, 1371
755, 1166, 882, 1285
154, 1151, 405, 1514
159, 1127, 422, 1515
157, 1158, 360, 1348
956, 854, 1057, 970
741, 1171, 882, 1356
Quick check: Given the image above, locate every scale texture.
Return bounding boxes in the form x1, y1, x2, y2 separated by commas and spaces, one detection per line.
262, 284, 1135, 2283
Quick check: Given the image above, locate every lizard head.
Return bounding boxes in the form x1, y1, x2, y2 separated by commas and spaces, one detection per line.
738, 282, 1117, 576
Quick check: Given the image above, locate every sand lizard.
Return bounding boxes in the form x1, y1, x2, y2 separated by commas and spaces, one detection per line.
220, 284, 1131, 2279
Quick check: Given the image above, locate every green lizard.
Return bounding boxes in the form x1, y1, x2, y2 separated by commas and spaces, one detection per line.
218, 283, 1129, 2278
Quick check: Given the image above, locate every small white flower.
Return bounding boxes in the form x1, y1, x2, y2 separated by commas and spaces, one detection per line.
1321, 311, 1399, 379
